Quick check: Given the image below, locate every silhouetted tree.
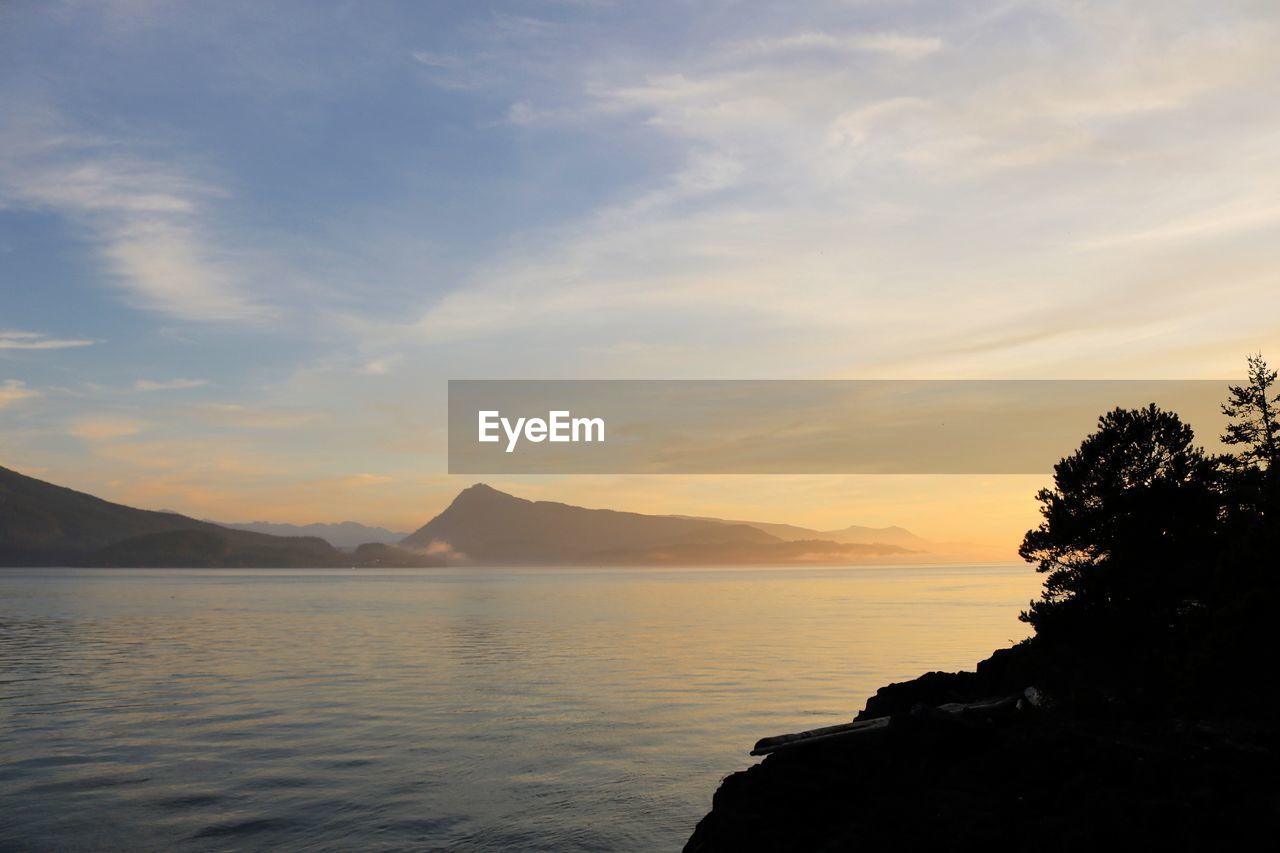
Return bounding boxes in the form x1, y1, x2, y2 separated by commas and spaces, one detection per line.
1019, 405, 1221, 638
1213, 353, 1280, 603
1220, 354, 1280, 525
1012, 365, 1280, 709
1221, 353, 1280, 471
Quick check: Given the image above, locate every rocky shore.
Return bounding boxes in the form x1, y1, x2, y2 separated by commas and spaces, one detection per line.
687, 383, 1280, 851
684, 643, 1280, 852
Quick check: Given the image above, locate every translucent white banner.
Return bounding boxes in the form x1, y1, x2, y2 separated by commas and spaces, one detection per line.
448, 380, 1235, 474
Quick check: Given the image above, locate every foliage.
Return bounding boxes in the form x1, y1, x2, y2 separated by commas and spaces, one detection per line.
1221, 353, 1280, 471
1018, 405, 1222, 636
1018, 354, 1280, 709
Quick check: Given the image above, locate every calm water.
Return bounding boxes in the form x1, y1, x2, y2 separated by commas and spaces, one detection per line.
0, 565, 1039, 851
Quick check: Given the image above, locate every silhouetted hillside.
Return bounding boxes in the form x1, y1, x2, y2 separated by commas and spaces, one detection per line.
0, 465, 410, 568
2, 470, 919, 569
677, 515, 930, 549
84, 528, 346, 568
401, 483, 913, 565
0, 465, 233, 565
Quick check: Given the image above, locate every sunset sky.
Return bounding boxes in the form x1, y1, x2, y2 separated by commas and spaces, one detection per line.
2, 1, 1278, 553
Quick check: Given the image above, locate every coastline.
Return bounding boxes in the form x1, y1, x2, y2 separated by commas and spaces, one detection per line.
683, 641, 1280, 851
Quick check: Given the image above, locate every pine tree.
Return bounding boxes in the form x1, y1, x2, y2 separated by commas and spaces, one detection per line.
1018, 405, 1220, 636
1221, 353, 1279, 471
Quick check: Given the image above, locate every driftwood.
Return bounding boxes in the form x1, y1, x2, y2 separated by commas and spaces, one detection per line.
750, 687, 1044, 756
751, 716, 890, 756
934, 694, 1019, 715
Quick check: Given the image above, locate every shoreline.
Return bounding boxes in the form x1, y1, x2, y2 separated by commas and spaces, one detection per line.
683, 641, 1280, 851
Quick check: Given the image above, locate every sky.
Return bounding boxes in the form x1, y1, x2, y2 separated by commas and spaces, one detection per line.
2, 0, 1278, 553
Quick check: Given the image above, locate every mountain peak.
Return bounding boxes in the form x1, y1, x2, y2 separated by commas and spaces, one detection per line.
397, 484, 926, 565
453, 482, 515, 502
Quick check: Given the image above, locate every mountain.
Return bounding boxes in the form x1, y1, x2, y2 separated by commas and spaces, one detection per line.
82, 528, 344, 568
400, 483, 916, 565
0, 465, 436, 568
401, 483, 776, 563
2, 464, 226, 565
675, 514, 994, 560
1, 466, 932, 568
676, 516, 935, 551
217, 520, 409, 550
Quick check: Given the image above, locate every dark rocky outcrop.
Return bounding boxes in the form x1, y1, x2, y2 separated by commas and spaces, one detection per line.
689, 384, 1280, 852
685, 690, 1277, 851
685, 641, 1280, 852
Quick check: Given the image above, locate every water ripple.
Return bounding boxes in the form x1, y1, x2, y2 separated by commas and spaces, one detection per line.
0, 565, 1036, 851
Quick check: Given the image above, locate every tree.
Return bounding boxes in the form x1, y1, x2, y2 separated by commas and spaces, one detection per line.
1221, 353, 1279, 471
1215, 354, 1280, 597
1019, 405, 1221, 637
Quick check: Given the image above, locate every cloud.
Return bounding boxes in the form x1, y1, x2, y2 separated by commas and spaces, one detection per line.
1073, 196, 1280, 251
731, 32, 943, 62
134, 377, 208, 392
0, 114, 270, 322
99, 219, 265, 321
343, 473, 393, 486
69, 416, 147, 440
409, 49, 489, 91
407, 0, 1280, 384
410, 50, 460, 69
193, 403, 319, 429
0, 330, 96, 350
505, 100, 548, 125
415, 538, 466, 561
362, 357, 399, 375
0, 379, 40, 408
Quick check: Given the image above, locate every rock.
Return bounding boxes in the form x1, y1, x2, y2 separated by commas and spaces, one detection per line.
684, 668, 1279, 852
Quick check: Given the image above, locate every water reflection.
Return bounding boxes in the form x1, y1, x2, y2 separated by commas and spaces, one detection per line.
0, 565, 1038, 851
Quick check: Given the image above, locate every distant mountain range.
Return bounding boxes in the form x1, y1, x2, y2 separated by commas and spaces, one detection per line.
0, 465, 438, 568
400, 483, 938, 565
1, 465, 975, 568
216, 520, 408, 550
672, 515, 935, 551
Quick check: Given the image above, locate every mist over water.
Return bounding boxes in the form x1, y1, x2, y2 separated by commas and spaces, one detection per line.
0, 565, 1038, 851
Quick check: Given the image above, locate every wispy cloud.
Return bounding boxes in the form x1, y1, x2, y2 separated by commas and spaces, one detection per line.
730, 32, 943, 62
101, 219, 265, 321
0, 379, 40, 408
361, 357, 399, 375
343, 472, 393, 486
68, 416, 147, 440
410, 49, 489, 91
193, 403, 319, 429
1073, 196, 1280, 251
410, 50, 460, 69
0, 330, 96, 350
410, 0, 1280, 382
0, 113, 270, 323
134, 377, 208, 392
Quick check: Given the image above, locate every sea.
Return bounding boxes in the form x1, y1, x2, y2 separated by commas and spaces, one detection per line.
0, 564, 1040, 851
